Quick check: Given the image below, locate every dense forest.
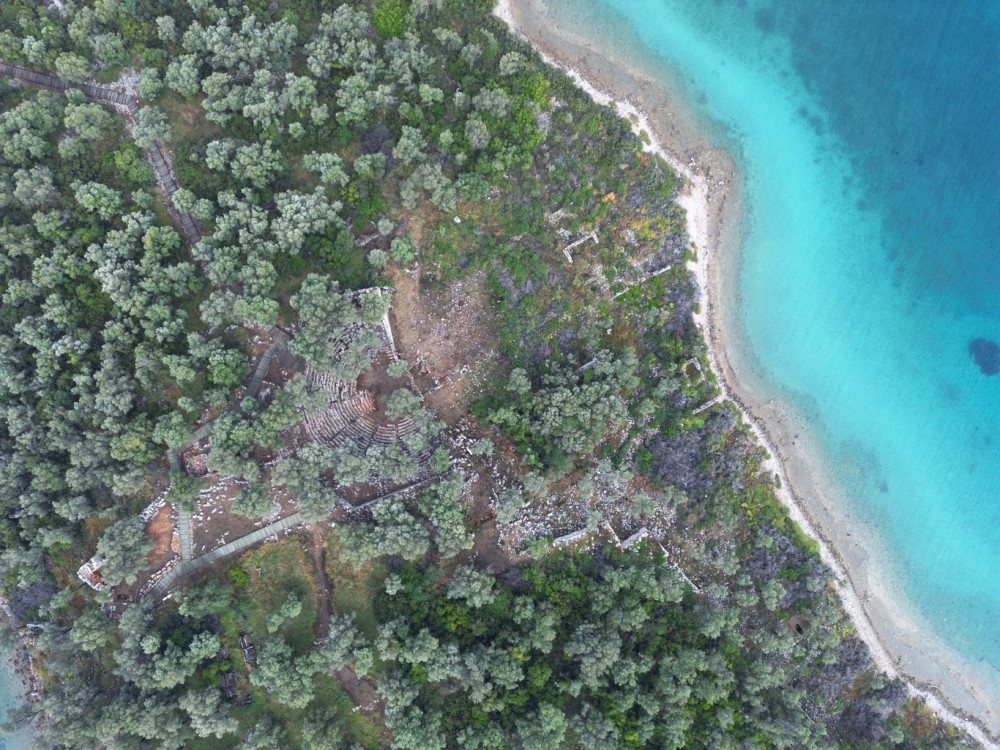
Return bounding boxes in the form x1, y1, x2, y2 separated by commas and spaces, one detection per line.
0, 0, 973, 747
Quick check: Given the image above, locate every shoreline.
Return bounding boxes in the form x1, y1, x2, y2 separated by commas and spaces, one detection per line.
494, 0, 999, 745
0, 597, 40, 747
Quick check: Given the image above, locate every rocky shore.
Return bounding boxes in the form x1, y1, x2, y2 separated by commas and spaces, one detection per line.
0, 595, 42, 734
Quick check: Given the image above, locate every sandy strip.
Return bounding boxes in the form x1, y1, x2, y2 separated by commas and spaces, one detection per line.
494, 0, 1000, 745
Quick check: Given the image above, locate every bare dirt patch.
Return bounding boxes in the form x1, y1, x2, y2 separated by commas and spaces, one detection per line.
308, 526, 332, 639
335, 664, 386, 739
439, 419, 525, 573
189, 473, 299, 555
390, 268, 503, 422
145, 505, 176, 563
264, 354, 293, 389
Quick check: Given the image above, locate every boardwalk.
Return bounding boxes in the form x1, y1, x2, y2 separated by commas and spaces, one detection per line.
177, 511, 193, 560
0, 61, 134, 106
166, 421, 214, 474
245, 330, 289, 398
147, 512, 303, 599
146, 472, 433, 599
165, 328, 291, 470
692, 394, 725, 415
347, 477, 437, 511
0, 59, 202, 248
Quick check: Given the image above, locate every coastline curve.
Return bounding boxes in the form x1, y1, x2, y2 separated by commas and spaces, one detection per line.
494, 0, 1000, 745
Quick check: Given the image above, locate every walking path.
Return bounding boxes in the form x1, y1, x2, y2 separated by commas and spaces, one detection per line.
167, 421, 214, 473
166, 329, 290, 471
0, 61, 415, 601
246, 329, 289, 397
347, 477, 437, 510
176, 511, 193, 560
692, 394, 725, 415
0, 59, 202, 248
148, 512, 303, 599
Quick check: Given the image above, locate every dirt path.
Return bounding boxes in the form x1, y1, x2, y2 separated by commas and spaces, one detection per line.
309, 527, 332, 640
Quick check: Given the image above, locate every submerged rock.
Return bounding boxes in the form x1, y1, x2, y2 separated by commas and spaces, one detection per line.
968, 337, 1000, 375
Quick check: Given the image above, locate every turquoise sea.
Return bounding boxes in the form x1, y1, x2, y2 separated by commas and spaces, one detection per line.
0, 645, 30, 750
537, 0, 1000, 702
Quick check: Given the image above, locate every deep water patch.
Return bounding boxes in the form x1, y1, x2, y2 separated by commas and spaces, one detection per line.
968, 338, 1000, 376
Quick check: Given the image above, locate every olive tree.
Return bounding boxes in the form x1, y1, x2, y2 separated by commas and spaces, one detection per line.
95, 518, 154, 586
232, 481, 273, 519
249, 639, 316, 709
13, 166, 55, 209
384, 388, 421, 421
69, 608, 114, 652
133, 107, 171, 149
72, 181, 122, 220
446, 565, 496, 608
390, 237, 416, 264
63, 100, 112, 140
179, 687, 238, 739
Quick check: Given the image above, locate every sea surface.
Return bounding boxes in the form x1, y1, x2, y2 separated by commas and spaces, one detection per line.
537, 0, 1000, 694
0, 643, 31, 750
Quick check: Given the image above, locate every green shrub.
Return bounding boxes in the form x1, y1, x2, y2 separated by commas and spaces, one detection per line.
372, 0, 409, 37
228, 565, 250, 589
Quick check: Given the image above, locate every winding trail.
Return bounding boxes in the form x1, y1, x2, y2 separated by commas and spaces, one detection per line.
0, 62, 319, 605
0, 60, 202, 248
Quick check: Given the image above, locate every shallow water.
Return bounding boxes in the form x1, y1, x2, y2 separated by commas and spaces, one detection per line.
0, 647, 31, 750
539, 0, 1000, 688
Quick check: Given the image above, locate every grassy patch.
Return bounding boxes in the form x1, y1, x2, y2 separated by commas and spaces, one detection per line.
325, 537, 386, 639
225, 537, 318, 654
158, 91, 219, 144
741, 484, 821, 558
